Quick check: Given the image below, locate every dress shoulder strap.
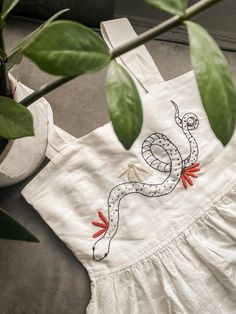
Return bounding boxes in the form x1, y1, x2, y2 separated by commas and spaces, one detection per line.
101, 18, 165, 94
42, 18, 167, 160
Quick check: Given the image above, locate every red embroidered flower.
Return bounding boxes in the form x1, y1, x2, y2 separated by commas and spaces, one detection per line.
181, 162, 200, 189
92, 211, 109, 238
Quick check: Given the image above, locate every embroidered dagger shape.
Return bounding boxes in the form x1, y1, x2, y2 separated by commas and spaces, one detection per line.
92, 211, 109, 238
119, 162, 149, 182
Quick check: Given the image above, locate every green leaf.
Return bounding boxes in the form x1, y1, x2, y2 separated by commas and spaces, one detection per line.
145, 0, 187, 16
0, 207, 39, 242
0, 96, 34, 139
2, 0, 21, 19
186, 21, 236, 145
7, 8, 69, 70
106, 61, 143, 150
22, 20, 111, 76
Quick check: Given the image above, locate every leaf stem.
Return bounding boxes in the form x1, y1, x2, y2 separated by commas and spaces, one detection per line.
20, 76, 75, 106
0, 30, 12, 97
20, 0, 223, 107
0, 29, 4, 51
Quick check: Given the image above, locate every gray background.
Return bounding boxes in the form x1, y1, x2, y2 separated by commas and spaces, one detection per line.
0, 1, 236, 313
116, 0, 236, 34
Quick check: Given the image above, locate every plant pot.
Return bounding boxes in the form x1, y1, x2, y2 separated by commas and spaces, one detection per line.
12, 0, 115, 28
0, 75, 52, 187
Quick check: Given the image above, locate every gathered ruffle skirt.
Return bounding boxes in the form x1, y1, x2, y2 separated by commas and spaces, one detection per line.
88, 180, 236, 314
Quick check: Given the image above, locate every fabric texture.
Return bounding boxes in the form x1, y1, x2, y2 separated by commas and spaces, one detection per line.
88, 182, 236, 313
21, 18, 236, 313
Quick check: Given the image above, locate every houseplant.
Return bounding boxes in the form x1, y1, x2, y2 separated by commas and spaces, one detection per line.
0, 0, 235, 241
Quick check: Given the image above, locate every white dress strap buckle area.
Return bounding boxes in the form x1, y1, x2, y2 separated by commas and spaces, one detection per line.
101, 18, 165, 94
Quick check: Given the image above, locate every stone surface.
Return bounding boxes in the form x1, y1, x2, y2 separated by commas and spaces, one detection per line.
0, 15, 236, 314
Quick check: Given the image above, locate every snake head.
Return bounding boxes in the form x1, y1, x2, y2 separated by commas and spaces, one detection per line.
183, 112, 199, 130
92, 237, 110, 262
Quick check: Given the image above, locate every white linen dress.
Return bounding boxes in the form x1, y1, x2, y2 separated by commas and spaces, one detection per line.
21, 18, 236, 313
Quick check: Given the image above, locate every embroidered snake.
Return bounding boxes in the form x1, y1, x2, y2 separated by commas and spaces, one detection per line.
92, 101, 200, 261
142, 101, 199, 172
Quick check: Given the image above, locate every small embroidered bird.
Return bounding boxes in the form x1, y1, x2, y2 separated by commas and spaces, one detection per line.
92, 211, 109, 238
181, 162, 200, 189
119, 162, 149, 182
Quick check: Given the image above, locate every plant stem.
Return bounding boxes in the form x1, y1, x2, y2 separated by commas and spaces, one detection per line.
0, 29, 11, 155
0, 60, 12, 97
21, 76, 75, 106
0, 30, 12, 97
0, 30, 4, 51
20, 0, 223, 107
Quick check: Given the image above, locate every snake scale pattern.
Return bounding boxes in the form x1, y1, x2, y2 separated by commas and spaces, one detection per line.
92, 101, 200, 261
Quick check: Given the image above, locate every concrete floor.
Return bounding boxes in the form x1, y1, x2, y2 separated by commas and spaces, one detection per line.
0, 16, 236, 314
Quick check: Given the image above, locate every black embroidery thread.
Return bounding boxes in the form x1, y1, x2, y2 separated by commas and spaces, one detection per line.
92, 101, 200, 262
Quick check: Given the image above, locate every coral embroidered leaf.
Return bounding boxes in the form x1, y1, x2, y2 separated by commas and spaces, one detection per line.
92, 211, 109, 238
98, 211, 109, 225
92, 221, 108, 229
93, 229, 107, 238
181, 163, 200, 190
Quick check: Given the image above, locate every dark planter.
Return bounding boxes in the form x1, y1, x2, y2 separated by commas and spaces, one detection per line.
10, 0, 115, 27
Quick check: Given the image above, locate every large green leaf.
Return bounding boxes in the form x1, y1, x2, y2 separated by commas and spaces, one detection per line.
2, 0, 21, 19
145, 0, 187, 16
106, 61, 143, 150
0, 96, 34, 139
186, 21, 236, 145
0, 208, 38, 242
22, 20, 111, 76
7, 8, 69, 70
